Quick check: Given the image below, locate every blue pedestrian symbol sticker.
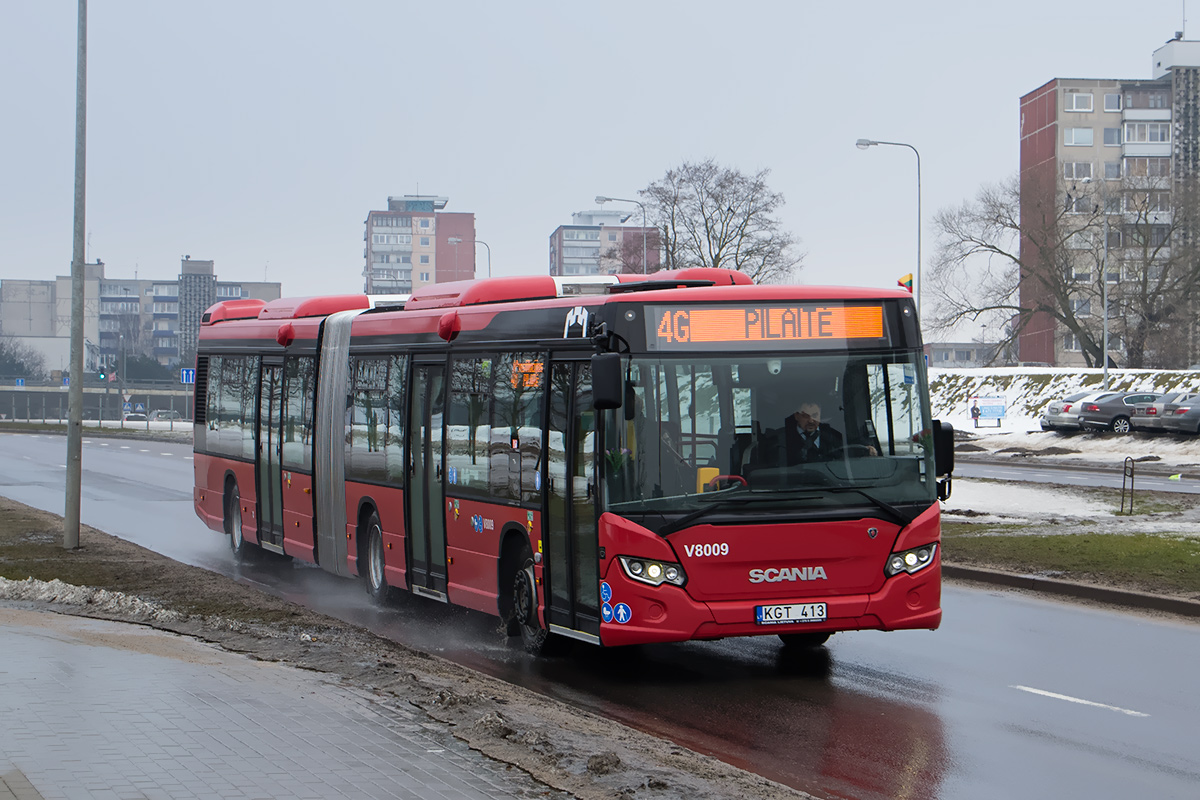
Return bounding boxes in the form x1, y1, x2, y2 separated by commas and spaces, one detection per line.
601, 603, 613, 623
599, 582, 612, 603
613, 603, 632, 625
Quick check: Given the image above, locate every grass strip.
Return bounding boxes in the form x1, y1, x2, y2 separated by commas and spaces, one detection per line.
944, 532, 1200, 597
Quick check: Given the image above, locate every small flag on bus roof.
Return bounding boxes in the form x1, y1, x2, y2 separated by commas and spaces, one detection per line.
897, 273, 913, 293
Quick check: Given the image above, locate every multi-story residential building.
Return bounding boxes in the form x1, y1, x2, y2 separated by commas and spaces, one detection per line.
0, 258, 279, 374
1019, 36, 1200, 367
549, 209, 660, 276
362, 195, 476, 294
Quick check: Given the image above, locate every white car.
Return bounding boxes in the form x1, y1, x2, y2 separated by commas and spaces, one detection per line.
1039, 391, 1103, 431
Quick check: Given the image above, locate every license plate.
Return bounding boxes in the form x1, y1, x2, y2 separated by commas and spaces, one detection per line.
755, 602, 827, 625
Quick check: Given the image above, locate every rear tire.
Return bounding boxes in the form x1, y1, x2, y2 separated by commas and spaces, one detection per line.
779, 632, 832, 648
364, 512, 396, 604
509, 542, 567, 656
225, 483, 256, 561
1111, 416, 1131, 434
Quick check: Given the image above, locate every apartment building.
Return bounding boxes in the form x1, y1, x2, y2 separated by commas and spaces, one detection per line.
0, 258, 279, 373
363, 195, 476, 294
548, 209, 660, 276
1019, 36, 1200, 367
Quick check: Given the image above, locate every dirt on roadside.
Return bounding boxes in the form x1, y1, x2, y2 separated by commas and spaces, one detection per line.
0, 496, 811, 800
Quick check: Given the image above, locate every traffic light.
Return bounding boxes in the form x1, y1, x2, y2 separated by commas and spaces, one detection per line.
98, 367, 107, 381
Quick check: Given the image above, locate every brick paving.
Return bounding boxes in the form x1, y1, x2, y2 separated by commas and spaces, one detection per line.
0, 607, 567, 800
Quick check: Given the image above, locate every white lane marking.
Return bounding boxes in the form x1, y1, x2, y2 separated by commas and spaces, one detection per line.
185, 456, 193, 461
140, 449, 149, 453
1011, 685, 1149, 717
120, 446, 130, 450
160, 452, 173, 456
99, 442, 109, 446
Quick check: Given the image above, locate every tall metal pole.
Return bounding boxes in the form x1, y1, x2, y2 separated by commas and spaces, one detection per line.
856, 139, 921, 317
1100, 183, 1110, 390
64, 0, 87, 550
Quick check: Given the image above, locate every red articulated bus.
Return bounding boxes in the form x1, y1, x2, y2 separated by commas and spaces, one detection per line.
192, 268, 954, 654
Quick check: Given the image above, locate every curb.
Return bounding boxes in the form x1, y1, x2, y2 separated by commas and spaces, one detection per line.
943, 564, 1200, 618
953, 452, 1199, 480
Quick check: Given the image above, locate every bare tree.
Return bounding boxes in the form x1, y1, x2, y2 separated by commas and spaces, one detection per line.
640, 159, 804, 283
0, 337, 48, 381
928, 169, 1200, 368
599, 228, 663, 274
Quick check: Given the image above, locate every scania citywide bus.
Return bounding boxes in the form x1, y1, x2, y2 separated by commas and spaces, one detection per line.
192, 268, 953, 654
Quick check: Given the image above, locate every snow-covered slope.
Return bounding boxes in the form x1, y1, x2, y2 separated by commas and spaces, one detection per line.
929, 368, 1200, 432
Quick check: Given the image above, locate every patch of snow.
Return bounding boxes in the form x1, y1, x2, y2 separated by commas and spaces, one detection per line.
929, 367, 1200, 468
0, 577, 185, 622
945, 479, 1112, 519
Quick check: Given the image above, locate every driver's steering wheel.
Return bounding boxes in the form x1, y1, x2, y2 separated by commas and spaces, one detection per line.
705, 474, 748, 491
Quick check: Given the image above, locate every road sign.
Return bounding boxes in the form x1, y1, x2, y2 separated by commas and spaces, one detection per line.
180, 368, 195, 385
62, 376, 69, 387
134, 402, 145, 413
122, 402, 132, 414
14, 378, 24, 387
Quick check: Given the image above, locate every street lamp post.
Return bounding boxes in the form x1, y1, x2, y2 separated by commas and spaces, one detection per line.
856, 139, 922, 317
1082, 177, 1111, 389
449, 236, 491, 278
595, 195, 648, 274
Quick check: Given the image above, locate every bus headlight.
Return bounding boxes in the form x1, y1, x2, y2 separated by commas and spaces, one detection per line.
885, 543, 937, 577
619, 556, 687, 587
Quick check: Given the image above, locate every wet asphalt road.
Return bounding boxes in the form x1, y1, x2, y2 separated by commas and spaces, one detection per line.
3, 431, 1200, 799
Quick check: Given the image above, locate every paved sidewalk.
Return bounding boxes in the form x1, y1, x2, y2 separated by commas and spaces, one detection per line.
0, 605, 567, 800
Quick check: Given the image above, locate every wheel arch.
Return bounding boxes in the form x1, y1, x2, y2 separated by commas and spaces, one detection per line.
496, 522, 532, 620
354, 496, 381, 576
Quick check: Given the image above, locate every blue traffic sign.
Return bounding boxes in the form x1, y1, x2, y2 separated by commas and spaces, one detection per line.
14, 378, 24, 387
180, 368, 196, 385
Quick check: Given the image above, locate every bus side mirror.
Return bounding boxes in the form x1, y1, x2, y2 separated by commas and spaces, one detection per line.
591, 353, 623, 410
932, 420, 954, 477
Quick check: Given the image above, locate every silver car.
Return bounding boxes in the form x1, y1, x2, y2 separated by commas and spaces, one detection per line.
1039, 391, 1104, 431
1132, 391, 1199, 431
1162, 402, 1200, 435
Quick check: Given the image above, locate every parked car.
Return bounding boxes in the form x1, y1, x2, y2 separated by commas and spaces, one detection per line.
122, 412, 148, 423
149, 409, 182, 421
1039, 390, 1098, 431
1162, 402, 1200, 435
1077, 392, 1162, 433
1132, 392, 1199, 431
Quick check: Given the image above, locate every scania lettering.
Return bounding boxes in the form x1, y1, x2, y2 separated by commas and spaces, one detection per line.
191, 269, 954, 656
749, 566, 829, 583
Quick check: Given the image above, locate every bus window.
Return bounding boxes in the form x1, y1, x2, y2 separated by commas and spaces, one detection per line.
281, 356, 316, 473
346, 357, 389, 483
490, 352, 544, 504
385, 354, 407, 485
447, 356, 493, 497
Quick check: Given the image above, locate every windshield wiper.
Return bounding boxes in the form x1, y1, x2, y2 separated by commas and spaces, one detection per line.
657, 491, 757, 536
791, 486, 909, 526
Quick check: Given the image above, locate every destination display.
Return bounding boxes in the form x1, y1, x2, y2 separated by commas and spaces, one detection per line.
645, 304, 887, 350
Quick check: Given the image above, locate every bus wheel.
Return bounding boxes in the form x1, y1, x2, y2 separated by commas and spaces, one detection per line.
226, 483, 255, 562
779, 632, 832, 648
510, 542, 565, 656
364, 512, 395, 603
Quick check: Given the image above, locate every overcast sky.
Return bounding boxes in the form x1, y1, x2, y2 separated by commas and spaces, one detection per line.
0, 1, 1188, 332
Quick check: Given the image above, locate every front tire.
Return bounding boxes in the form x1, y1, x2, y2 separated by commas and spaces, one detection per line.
1111, 416, 1132, 434
364, 512, 396, 603
779, 632, 832, 648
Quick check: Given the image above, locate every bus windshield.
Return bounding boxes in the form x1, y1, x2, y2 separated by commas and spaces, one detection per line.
600, 352, 936, 524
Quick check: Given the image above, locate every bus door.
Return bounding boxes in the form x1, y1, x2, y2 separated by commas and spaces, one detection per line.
408, 360, 449, 599
255, 359, 285, 552
545, 357, 600, 638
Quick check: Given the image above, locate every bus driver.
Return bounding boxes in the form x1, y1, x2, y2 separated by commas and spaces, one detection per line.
784, 402, 876, 464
